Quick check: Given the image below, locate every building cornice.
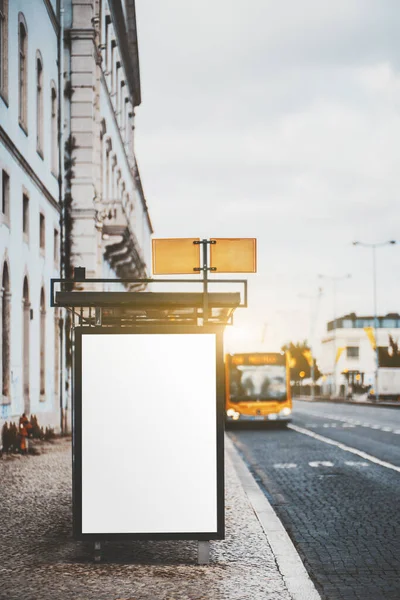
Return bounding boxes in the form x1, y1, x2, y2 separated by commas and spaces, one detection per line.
133, 157, 154, 234
109, 0, 141, 106
43, 0, 60, 36
0, 126, 60, 213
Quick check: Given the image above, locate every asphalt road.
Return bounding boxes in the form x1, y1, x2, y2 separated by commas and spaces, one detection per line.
228, 400, 400, 600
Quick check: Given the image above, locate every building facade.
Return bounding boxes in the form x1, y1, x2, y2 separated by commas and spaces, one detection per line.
64, 0, 152, 282
0, 0, 61, 428
0, 0, 152, 434
319, 313, 400, 397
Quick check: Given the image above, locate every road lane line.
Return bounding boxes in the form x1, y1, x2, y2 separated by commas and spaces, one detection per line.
289, 424, 400, 473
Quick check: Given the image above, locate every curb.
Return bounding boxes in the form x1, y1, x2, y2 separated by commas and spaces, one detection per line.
226, 436, 321, 600
294, 397, 400, 409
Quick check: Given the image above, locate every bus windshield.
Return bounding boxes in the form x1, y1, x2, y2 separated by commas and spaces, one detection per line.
229, 364, 287, 402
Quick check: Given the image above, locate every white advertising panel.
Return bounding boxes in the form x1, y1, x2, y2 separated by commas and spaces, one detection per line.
79, 331, 218, 535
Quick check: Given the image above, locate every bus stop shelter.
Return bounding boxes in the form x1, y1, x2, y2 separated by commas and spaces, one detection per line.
51, 238, 255, 564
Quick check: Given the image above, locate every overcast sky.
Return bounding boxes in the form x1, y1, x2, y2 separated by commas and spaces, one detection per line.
134, 0, 400, 355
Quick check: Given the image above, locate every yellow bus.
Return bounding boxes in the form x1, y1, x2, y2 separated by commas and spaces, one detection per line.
225, 352, 292, 425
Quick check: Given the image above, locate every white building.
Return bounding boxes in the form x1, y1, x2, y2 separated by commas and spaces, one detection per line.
0, 0, 152, 434
0, 0, 61, 428
319, 313, 400, 398
64, 0, 152, 282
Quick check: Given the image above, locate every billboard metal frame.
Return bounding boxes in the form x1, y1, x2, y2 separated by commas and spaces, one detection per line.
72, 324, 226, 542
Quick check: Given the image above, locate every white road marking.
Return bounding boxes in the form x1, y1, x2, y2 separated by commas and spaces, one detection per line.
342, 423, 356, 428
289, 424, 400, 473
381, 427, 392, 432
344, 461, 369, 467
309, 461, 334, 468
273, 463, 297, 469
393, 430, 400, 435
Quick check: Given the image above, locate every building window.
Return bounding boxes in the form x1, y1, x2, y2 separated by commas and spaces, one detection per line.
51, 84, 57, 174
39, 213, 45, 251
40, 287, 45, 397
36, 52, 44, 156
18, 14, 28, 131
2, 262, 10, 401
105, 146, 110, 201
104, 14, 111, 72
0, 0, 8, 101
1, 169, 9, 220
54, 229, 59, 263
382, 318, 397, 328
22, 276, 30, 413
22, 193, 29, 239
346, 346, 359, 359
111, 39, 116, 92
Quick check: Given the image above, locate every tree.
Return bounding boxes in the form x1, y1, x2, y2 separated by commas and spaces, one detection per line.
281, 341, 321, 384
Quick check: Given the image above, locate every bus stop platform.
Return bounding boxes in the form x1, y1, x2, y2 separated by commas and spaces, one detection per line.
0, 436, 319, 600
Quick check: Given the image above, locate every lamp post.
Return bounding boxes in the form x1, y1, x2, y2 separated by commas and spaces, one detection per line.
298, 288, 323, 400
318, 273, 351, 397
353, 240, 396, 401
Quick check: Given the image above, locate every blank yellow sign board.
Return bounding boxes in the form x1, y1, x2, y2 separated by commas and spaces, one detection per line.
210, 238, 257, 273
152, 238, 200, 274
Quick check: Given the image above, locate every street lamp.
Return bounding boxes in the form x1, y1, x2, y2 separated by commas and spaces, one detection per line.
318, 273, 352, 397
353, 240, 397, 401
298, 288, 323, 400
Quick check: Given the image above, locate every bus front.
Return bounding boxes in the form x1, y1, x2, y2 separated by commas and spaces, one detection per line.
225, 352, 292, 424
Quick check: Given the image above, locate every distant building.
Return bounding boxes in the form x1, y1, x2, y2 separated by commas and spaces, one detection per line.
0, 0, 152, 434
319, 313, 400, 397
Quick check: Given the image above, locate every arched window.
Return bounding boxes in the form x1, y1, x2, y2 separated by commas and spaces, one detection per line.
0, 0, 9, 100
40, 287, 45, 397
36, 51, 44, 155
51, 83, 57, 174
18, 13, 28, 130
1, 262, 10, 400
22, 276, 30, 413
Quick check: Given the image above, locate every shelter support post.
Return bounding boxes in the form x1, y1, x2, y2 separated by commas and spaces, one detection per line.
94, 541, 102, 562
197, 541, 210, 565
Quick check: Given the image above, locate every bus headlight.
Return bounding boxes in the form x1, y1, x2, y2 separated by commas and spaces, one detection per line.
279, 407, 292, 417
227, 408, 236, 417
232, 411, 240, 421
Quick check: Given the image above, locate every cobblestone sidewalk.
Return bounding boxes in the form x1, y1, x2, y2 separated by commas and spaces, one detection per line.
0, 437, 292, 600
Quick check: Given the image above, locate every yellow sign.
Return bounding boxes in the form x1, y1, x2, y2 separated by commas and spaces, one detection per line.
335, 347, 345, 364
302, 349, 313, 367
286, 351, 296, 369
364, 327, 376, 350
152, 238, 200, 275
210, 238, 257, 273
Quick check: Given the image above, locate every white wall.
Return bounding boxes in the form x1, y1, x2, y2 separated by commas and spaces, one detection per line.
0, 0, 60, 427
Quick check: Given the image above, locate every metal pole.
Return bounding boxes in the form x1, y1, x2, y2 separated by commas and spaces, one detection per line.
332, 279, 337, 397
310, 297, 315, 400
202, 240, 209, 323
372, 245, 379, 401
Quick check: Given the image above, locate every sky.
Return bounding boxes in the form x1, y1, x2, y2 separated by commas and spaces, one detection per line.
134, 0, 400, 356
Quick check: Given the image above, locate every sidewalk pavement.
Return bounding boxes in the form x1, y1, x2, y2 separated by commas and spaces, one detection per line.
0, 436, 320, 600
295, 395, 400, 409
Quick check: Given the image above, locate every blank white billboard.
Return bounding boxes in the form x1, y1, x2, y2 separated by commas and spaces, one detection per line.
80, 332, 218, 534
